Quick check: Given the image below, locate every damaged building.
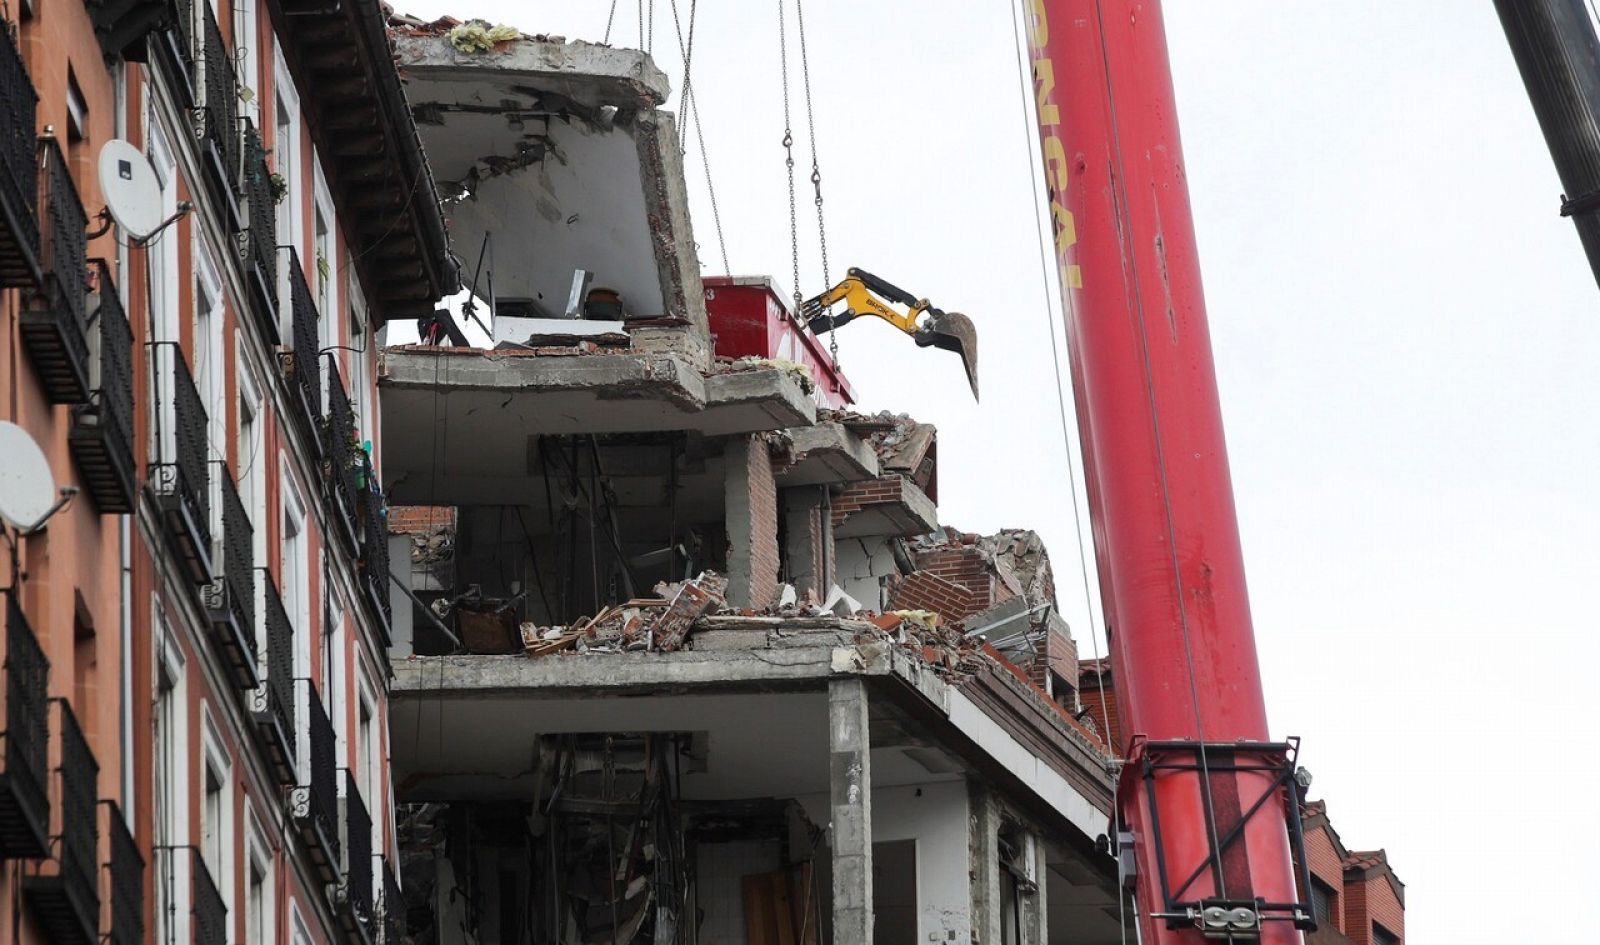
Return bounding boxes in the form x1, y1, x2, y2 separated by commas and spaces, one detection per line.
375, 20, 1126, 945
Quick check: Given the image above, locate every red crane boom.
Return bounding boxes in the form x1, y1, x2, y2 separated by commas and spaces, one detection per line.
1022, 2, 1313, 941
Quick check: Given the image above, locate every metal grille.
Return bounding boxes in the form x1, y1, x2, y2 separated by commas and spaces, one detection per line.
241, 120, 278, 328
105, 803, 143, 945
304, 681, 340, 865
326, 362, 360, 539
381, 859, 404, 945
37, 138, 89, 375
261, 574, 296, 755
0, 22, 38, 286
199, 3, 239, 192
90, 260, 134, 477
343, 771, 373, 927
286, 248, 322, 432
56, 702, 99, 929
191, 849, 227, 945
4, 594, 48, 842
155, 344, 212, 547
361, 457, 392, 631
218, 465, 256, 649
170, 0, 195, 74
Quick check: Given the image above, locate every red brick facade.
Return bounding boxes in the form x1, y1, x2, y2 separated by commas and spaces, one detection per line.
829, 476, 914, 528
389, 504, 458, 533
889, 571, 982, 620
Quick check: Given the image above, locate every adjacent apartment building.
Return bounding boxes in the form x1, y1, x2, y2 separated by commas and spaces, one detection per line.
0, 0, 450, 943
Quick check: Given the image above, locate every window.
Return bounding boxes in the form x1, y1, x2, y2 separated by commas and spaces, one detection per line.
274, 46, 303, 335
1310, 877, 1338, 929
153, 609, 190, 945
322, 570, 343, 750
312, 180, 338, 351
1373, 923, 1400, 945
66, 69, 87, 144
356, 672, 379, 821
281, 465, 311, 673
237, 348, 267, 562
232, 0, 259, 121
194, 243, 226, 463
347, 274, 374, 446
147, 120, 180, 466
244, 812, 274, 945
199, 713, 233, 914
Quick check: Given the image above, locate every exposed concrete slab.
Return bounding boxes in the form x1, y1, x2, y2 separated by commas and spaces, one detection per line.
778, 422, 880, 486
834, 478, 941, 539
394, 35, 671, 107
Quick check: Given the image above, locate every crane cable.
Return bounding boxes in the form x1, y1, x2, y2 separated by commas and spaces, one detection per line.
668, 0, 729, 275
777, 0, 838, 369
1005, 0, 1127, 938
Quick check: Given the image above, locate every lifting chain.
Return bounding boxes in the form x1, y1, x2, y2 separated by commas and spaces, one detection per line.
779, 0, 838, 368
779, 2, 802, 313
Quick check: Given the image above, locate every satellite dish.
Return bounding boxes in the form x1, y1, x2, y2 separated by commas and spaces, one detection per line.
97, 139, 163, 240
0, 422, 56, 530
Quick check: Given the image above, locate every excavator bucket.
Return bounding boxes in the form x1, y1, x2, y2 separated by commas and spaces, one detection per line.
917, 309, 981, 401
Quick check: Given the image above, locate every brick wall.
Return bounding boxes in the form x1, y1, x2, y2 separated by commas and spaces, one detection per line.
1077, 670, 1122, 755
389, 505, 457, 534
829, 476, 906, 528
913, 543, 996, 610
888, 571, 981, 621
726, 435, 780, 609
1303, 827, 1345, 934
1344, 872, 1402, 945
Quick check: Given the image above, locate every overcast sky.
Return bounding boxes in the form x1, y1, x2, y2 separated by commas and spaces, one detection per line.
397, 2, 1600, 939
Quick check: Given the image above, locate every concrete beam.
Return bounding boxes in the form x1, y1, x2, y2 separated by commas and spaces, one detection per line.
829, 676, 873, 945
778, 422, 880, 487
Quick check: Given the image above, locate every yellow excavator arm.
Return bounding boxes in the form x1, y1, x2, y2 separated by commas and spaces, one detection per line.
800, 268, 981, 400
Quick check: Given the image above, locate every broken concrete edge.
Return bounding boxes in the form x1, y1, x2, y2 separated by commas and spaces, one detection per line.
635, 110, 713, 356
380, 345, 707, 407
781, 422, 881, 483
393, 33, 671, 107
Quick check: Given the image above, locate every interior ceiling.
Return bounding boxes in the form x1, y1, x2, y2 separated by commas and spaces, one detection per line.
407, 72, 667, 319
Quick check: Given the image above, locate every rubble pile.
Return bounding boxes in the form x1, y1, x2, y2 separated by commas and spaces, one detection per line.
518, 572, 730, 657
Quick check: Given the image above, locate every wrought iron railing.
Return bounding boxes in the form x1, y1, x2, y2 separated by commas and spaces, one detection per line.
192, 848, 226, 945
241, 119, 278, 342
156, 0, 197, 104
0, 21, 38, 287
326, 360, 361, 550
341, 770, 374, 933
380, 858, 404, 945
104, 803, 143, 945
284, 247, 323, 444
21, 138, 90, 404
0, 592, 48, 858
206, 463, 257, 688
199, 1, 240, 214
360, 456, 392, 636
70, 260, 136, 512
151, 343, 213, 585
293, 678, 340, 879
58, 702, 100, 940
253, 571, 296, 783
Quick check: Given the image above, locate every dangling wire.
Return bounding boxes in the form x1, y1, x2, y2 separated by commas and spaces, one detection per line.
669, 0, 728, 274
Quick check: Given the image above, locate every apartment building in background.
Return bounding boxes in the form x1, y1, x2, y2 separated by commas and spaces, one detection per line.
0, 0, 451, 942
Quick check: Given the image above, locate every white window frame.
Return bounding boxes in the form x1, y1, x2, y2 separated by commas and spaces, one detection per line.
347, 273, 374, 447
312, 165, 339, 352
323, 556, 345, 756
280, 458, 311, 676
232, 0, 260, 122
236, 340, 267, 564
243, 809, 275, 945
153, 604, 190, 945
194, 240, 227, 464
273, 42, 303, 338
199, 708, 234, 915
147, 120, 180, 467
356, 666, 382, 858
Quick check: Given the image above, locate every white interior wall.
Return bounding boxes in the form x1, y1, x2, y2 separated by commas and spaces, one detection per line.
834, 537, 898, 611
696, 840, 784, 943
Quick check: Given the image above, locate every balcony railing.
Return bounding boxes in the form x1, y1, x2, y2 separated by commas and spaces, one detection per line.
0, 22, 39, 288
192, 848, 227, 945
20, 138, 90, 404
240, 119, 279, 344
198, 2, 240, 226
153, 0, 197, 106
326, 361, 361, 553
0, 593, 48, 858
104, 802, 144, 945
336, 771, 374, 943
250, 572, 296, 784
359, 456, 392, 639
23, 701, 101, 945
379, 858, 404, 945
204, 463, 257, 689
291, 679, 339, 882
70, 260, 136, 513
283, 247, 323, 454
151, 343, 213, 585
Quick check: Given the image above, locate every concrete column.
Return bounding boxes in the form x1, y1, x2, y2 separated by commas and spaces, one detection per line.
968, 780, 1003, 945
1022, 833, 1048, 945
725, 436, 779, 609
829, 677, 873, 944
783, 486, 832, 602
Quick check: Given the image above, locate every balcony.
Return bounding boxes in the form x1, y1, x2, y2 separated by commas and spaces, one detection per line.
335, 771, 374, 944
281, 248, 323, 456
0, 594, 48, 860
379, 858, 404, 945
250, 572, 296, 784
192, 848, 227, 945
19, 138, 91, 404
103, 803, 144, 945
86, 0, 168, 62
151, 0, 196, 107
204, 464, 257, 689
358, 456, 392, 640
23, 701, 100, 945
198, 2, 240, 227
150, 343, 213, 586
326, 361, 361, 554
0, 22, 39, 288
69, 260, 136, 513
290, 679, 339, 882
240, 120, 279, 344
